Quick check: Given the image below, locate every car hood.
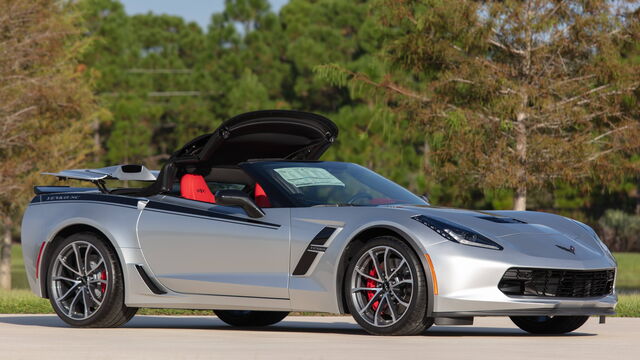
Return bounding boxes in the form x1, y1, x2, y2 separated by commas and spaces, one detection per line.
394, 205, 564, 237
171, 110, 338, 167
392, 205, 607, 259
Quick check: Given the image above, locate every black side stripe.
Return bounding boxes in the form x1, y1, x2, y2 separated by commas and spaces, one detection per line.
37, 193, 139, 206
292, 227, 337, 276
34, 192, 280, 229
146, 201, 280, 228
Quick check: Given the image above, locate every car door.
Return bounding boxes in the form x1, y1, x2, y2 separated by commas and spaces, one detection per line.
136, 196, 290, 299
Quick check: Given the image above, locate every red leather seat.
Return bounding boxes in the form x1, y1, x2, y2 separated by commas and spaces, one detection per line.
254, 183, 271, 208
180, 174, 215, 203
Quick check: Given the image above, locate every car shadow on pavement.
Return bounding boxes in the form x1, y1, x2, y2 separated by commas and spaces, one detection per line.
0, 315, 595, 337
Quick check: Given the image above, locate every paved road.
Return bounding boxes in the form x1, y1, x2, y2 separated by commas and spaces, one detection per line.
0, 315, 638, 359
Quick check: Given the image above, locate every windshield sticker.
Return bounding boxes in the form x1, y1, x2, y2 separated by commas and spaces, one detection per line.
274, 167, 345, 188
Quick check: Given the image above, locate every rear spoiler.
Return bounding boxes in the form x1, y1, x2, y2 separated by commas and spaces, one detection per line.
42, 165, 158, 193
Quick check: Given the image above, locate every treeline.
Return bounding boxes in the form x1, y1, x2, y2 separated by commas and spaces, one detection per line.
1, 0, 639, 254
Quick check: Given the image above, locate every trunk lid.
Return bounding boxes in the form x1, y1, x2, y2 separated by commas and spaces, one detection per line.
171, 110, 338, 167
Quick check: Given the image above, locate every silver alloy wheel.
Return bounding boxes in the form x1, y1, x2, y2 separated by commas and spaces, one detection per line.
349, 245, 414, 327
50, 241, 108, 320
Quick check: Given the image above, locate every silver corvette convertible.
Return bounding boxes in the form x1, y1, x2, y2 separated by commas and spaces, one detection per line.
21, 110, 617, 335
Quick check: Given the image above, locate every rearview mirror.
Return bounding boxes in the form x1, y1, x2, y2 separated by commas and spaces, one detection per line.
215, 190, 265, 218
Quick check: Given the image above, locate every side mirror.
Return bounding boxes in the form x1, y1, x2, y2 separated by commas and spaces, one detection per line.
420, 193, 430, 204
215, 189, 265, 218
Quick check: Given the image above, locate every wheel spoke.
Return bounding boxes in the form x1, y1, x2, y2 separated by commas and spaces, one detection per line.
56, 282, 80, 301
383, 247, 390, 280
53, 276, 78, 283
390, 279, 413, 288
385, 294, 397, 322
368, 250, 383, 281
58, 256, 82, 277
355, 268, 381, 283
86, 259, 104, 276
373, 294, 386, 326
71, 243, 83, 275
67, 290, 82, 317
358, 289, 382, 315
387, 259, 406, 280
389, 289, 410, 307
83, 244, 95, 278
81, 288, 90, 318
87, 286, 103, 306
351, 287, 382, 293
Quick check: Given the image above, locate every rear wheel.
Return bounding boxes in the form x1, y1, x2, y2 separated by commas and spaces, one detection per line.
345, 237, 432, 335
214, 310, 289, 327
46, 232, 138, 327
510, 316, 589, 334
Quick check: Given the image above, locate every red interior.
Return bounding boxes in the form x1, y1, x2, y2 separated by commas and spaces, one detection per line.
254, 183, 271, 208
180, 174, 216, 203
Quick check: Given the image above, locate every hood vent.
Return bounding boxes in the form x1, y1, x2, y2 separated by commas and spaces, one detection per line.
477, 216, 526, 224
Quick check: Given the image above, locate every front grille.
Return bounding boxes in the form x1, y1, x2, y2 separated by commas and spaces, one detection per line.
498, 268, 615, 298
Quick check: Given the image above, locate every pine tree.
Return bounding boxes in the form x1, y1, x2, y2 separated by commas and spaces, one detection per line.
318, 0, 640, 210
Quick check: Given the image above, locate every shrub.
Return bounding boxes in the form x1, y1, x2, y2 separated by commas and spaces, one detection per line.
598, 210, 640, 252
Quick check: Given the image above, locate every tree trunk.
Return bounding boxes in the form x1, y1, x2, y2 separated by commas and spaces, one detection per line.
513, 112, 528, 211
93, 117, 101, 163
513, 183, 527, 211
0, 217, 12, 290
513, 1, 532, 212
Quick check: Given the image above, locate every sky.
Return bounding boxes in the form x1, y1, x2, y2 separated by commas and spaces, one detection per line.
120, 0, 289, 31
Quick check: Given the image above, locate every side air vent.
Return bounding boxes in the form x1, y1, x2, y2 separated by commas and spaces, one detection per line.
477, 216, 526, 224
135, 265, 167, 295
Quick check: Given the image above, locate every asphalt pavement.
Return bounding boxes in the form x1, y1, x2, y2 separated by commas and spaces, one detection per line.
0, 314, 638, 359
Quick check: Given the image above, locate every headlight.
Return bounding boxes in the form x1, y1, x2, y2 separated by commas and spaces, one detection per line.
413, 215, 503, 250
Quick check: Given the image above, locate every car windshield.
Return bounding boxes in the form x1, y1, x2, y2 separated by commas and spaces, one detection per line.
241, 161, 427, 207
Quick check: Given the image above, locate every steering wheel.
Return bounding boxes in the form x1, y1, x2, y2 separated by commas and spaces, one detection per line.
347, 192, 373, 205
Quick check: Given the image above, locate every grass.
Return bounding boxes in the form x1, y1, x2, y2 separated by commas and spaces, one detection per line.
613, 252, 640, 290
3, 245, 639, 316
11, 245, 29, 290
616, 293, 640, 317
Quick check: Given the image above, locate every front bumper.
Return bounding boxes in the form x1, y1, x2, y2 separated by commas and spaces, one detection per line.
426, 240, 618, 316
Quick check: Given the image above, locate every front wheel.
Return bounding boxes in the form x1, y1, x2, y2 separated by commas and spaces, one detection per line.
345, 237, 433, 335
214, 310, 289, 327
46, 232, 137, 327
510, 316, 589, 334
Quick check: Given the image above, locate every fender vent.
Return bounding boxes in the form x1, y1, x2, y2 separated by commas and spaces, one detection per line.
135, 265, 167, 295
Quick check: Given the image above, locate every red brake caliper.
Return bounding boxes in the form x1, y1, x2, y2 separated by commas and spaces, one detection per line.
100, 271, 107, 293
366, 268, 380, 310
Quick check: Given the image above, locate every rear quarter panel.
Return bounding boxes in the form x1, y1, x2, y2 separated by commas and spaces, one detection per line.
21, 194, 143, 297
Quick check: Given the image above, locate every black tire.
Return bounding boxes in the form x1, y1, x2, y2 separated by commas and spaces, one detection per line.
214, 310, 289, 327
46, 232, 138, 327
510, 316, 589, 334
344, 236, 433, 335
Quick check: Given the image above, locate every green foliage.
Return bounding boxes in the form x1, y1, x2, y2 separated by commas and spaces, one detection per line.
322, 0, 640, 211
1, 0, 631, 241
600, 211, 640, 252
